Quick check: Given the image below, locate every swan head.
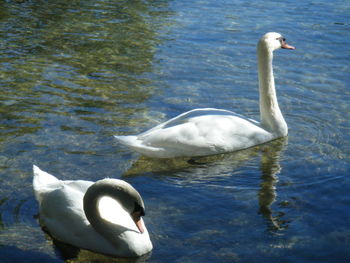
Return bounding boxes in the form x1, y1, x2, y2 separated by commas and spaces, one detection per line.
84, 178, 147, 233
258, 32, 295, 52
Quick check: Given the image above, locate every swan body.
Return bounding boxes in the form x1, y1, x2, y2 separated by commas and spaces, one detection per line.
115, 32, 295, 158
33, 165, 152, 257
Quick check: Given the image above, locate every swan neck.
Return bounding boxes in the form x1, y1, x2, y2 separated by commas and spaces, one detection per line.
257, 44, 287, 136
83, 183, 122, 236
83, 180, 142, 254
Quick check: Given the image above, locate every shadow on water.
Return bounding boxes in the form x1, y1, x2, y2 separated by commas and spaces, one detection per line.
35, 213, 152, 263
49, 237, 151, 263
0, 240, 149, 263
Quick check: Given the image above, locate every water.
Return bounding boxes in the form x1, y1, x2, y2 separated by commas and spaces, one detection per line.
0, 0, 349, 262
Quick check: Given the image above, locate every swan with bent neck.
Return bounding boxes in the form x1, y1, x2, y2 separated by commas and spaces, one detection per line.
33, 165, 153, 257
115, 32, 295, 158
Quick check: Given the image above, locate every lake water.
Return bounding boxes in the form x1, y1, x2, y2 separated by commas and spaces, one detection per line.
0, 0, 349, 262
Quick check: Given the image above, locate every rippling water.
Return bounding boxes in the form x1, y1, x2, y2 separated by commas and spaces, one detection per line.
0, 0, 349, 262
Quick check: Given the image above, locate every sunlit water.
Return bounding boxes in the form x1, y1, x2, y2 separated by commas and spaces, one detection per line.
0, 0, 349, 262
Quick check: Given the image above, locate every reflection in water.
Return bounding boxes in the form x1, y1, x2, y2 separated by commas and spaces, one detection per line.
51, 237, 151, 263
122, 146, 260, 177
0, 0, 172, 142
258, 138, 288, 231
125, 138, 289, 232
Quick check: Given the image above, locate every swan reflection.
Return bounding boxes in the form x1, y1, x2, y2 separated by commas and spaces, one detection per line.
125, 137, 289, 232
258, 138, 288, 230
51, 239, 151, 263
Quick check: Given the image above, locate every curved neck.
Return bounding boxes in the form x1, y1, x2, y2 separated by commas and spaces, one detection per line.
257, 45, 287, 136
83, 180, 139, 253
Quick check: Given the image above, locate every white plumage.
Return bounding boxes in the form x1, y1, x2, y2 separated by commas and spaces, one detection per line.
115, 33, 294, 158
33, 165, 152, 257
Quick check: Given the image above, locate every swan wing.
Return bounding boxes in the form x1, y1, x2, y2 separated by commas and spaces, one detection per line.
116, 108, 272, 157
140, 108, 253, 135
33, 165, 92, 203
40, 183, 119, 255
33, 166, 93, 229
142, 113, 269, 152
38, 181, 102, 245
33, 167, 112, 251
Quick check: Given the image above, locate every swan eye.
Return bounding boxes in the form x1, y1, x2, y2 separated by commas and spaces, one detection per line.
133, 202, 145, 216
277, 37, 286, 44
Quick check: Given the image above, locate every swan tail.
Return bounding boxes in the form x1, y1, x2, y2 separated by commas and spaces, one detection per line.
114, 135, 139, 147
33, 165, 60, 202
114, 135, 164, 157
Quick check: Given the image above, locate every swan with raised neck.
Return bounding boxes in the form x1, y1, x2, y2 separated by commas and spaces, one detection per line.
115, 32, 295, 158
257, 32, 295, 136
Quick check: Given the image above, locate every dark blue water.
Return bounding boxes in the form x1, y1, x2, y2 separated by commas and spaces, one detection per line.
0, 0, 349, 262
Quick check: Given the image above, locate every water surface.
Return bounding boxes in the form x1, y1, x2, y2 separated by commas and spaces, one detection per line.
0, 0, 349, 262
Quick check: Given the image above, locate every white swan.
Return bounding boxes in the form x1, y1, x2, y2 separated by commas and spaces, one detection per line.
115, 32, 295, 158
32, 165, 153, 257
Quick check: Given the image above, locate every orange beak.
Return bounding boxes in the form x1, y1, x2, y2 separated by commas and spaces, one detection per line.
281, 39, 295, 50
135, 217, 144, 234
132, 211, 144, 234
